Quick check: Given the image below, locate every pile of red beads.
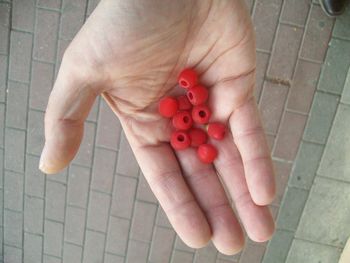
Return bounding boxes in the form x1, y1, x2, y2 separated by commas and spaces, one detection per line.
158, 68, 227, 164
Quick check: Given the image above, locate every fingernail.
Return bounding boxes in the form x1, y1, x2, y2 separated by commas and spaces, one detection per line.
39, 145, 47, 173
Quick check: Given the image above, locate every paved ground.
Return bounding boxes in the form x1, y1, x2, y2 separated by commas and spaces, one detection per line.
0, 0, 348, 263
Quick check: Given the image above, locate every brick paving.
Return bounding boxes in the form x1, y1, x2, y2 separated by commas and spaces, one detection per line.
0, 0, 347, 262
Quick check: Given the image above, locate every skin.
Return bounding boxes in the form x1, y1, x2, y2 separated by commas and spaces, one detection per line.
40, 0, 276, 255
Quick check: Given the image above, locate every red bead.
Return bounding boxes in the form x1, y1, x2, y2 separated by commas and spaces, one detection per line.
188, 128, 208, 147
172, 111, 193, 130
178, 68, 198, 89
192, 105, 211, 124
187, 85, 208, 105
197, 144, 218, 163
170, 131, 191, 150
158, 97, 179, 118
177, 95, 192, 110
207, 122, 226, 140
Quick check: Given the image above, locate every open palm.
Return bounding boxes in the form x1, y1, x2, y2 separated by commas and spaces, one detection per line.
40, 0, 275, 255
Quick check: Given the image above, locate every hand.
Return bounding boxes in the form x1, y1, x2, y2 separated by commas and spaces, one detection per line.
40, 0, 276, 255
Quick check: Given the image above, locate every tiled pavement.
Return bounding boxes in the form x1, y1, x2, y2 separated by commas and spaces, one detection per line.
0, 0, 348, 263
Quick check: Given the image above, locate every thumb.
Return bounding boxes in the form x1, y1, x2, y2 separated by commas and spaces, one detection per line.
39, 57, 98, 174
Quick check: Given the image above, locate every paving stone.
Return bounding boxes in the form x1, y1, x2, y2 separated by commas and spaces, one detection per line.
34, 9, 60, 63
9, 31, 32, 82
0, 148, 3, 187
216, 260, 235, 263
87, 97, 99, 122
87, 191, 110, 232
106, 216, 130, 255
149, 226, 176, 263
296, 177, 350, 247
47, 167, 68, 184
0, 103, 3, 147
5, 128, 25, 172
130, 201, 157, 242
104, 254, 124, 263
276, 187, 308, 231
268, 24, 303, 81
60, 0, 86, 40
137, 172, 157, 203
116, 132, 139, 177
272, 160, 292, 206
55, 38, 71, 74
111, 175, 137, 219
4, 171, 23, 211
91, 147, 117, 193
27, 110, 45, 155
253, 0, 282, 51
194, 243, 217, 263
0, 3, 10, 54
341, 68, 350, 104
270, 205, 280, 220
126, 240, 149, 263
12, 0, 35, 32
286, 239, 341, 263
4, 245, 22, 263
281, 0, 311, 26
24, 196, 44, 234
156, 206, 172, 228
6, 81, 28, 129
43, 255, 62, 263
289, 141, 323, 189
174, 235, 195, 253
64, 206, 86, 245
287, 60, 322, 113
37, 0, 61, 10
30, 61, 55, 111
45, 180, 66, 222
303, 92, 339, 144
63, 243, 82, 263
0, 55, 7, 102
172, 250, 194, 263
4, 209, 23, 247
239, 242, 266, 263
318, 38, 350, 95
273, 111, 307, 160
87, 0, 100, 16
332, 6, 350, 40
318, 105, 350, 182
301, 5, 334, 62
67, 164, 90, 208
217, 250, 241, 262
25, 154, 45, 198
83, 230, 105, 263
44, 220, 63, 257
259, 82, 289, 134
255, 52, 270, 101
261, 229, 294, 263
72, 121, 95, 167
24, 233, 42, 263
96, 100, 122, 150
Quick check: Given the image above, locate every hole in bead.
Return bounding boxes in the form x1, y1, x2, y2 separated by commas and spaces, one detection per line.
180, 80, 188, 87
199, 111, 206, 118
177, 135, 185, 142
188, 92, 193, 100
183, 116, 189, 123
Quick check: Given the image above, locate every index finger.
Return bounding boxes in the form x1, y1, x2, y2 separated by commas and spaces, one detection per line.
230, 98, 276, 206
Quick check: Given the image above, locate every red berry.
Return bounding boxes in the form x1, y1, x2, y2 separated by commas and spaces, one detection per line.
158, 97, 179, 118
187, 85, 208, 105
178, 68, 198, 89
170, 131, 191, 150
188, 128, 208, 147
197, 144, 218, 163
192, 105, 211, 124
172, 111, 193, 130
207, 122, 226, 140
177, 95, 192, 110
